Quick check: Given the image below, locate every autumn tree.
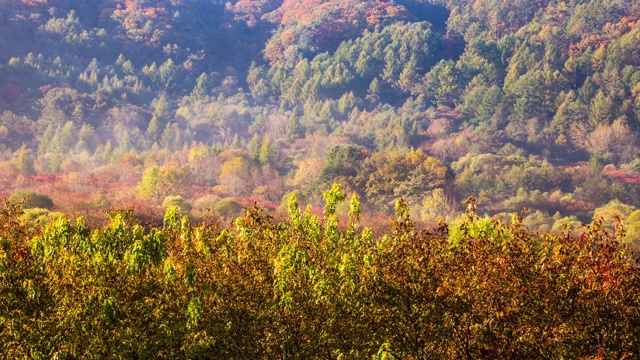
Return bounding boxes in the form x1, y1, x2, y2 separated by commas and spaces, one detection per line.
138, 165, 193, 200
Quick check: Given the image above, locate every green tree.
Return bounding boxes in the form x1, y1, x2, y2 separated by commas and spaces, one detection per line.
259, 134, 273, 166
11, 146, 35, 174
213, 198, 243, 219
589, 91, 616, 128
9, 190, 54, 210
323, 144, 366, 179
159, 58, 177, 89
162, 195, 192, 213
190, 73, 209, 101
247, 133, 261, 161
160, 122, 177, 151
138, 165, 193, 199
285, 111, 305, 140
423, 60, 460, 106
624, 210, 640, 246
152, 94, 172, 120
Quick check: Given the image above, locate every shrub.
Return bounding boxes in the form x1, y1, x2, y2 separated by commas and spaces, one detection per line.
9, 190, 54, 210
213, 198, 243, 219
162, 195, 192, 213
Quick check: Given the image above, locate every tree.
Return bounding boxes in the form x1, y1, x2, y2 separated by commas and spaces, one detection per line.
11, 146, 34, 174
323, 144, 367, 179
367, 77, 381, 106
190, 73, 209, 101
213, 198, 243, 219
584, 118, 639, 164
285, 111, 305, 140
152, 94, 172, 121
147, 115, 160, 141
419, 188, 458, 222
162, 195, 192, 213
588, 91, 616, 128
460, 84, 503, 125
9, 190, 54, 210
2, 186, 639, 358
160, 122, 178, 151
258, 135, 273, 166
624, 210, 640, 246
138, 165, 193, 199
551, 91, 588, 139
247, 134, 261, 161
422, 60, 460, 107
218, 157, 253, 196
593, 199, 636, 231
77, 124, 98, 154
358, 149, 452, 212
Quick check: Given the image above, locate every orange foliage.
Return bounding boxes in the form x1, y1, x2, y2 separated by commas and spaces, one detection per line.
265, 0, 410, 63
570, 17, 639, 56
226, 0, 283, 26
111, 0, 171, 46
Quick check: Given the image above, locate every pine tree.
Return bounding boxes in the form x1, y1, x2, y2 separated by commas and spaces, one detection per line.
39, 125, 55, 154
259, 135, 273, 166
147, 115, 160, 141
191, 73, 209, 101
589, 91, 615, 128
247, 133, 261, 161
230, 134, 240, 149
285, 111, 305, 141
159, 59, 177, 89
367, 77, 380, 106
161, 122, 176, 151
152, 94, 171, 120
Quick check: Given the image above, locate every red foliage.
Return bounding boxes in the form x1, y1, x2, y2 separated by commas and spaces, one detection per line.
38, 84, 52, 94
30, 175, 57, 183
603, 168, 640, 185
113, 197, 164, 226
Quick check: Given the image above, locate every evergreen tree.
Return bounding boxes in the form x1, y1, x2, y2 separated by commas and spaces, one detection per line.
147, 115, 160, 141
589, 91, 615, 128
159, 59, 177, 89
161, 122, 176, 151
285, 111, 305, 141
259, 135, 273, 166
247, 133, 261, 161
190, 73, 209, 101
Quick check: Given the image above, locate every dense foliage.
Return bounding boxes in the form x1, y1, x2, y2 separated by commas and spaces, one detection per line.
1, 1, 640, 235
1, 188, 640, 358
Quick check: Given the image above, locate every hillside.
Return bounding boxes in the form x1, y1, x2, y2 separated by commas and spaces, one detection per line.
0, 0, 639, 241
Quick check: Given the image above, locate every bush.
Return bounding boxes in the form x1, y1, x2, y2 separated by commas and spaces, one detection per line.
9, 190, 54, 210
213, 198, 243, 219
522, 210, 554, 232
162, 195, 192, 213
192, 194, 222, 218
624, 210, 640, 246
593, 199, 636, 230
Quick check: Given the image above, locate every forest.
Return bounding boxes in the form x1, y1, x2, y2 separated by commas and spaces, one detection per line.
0, 0, 639, 238
1, 0, 640, 357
